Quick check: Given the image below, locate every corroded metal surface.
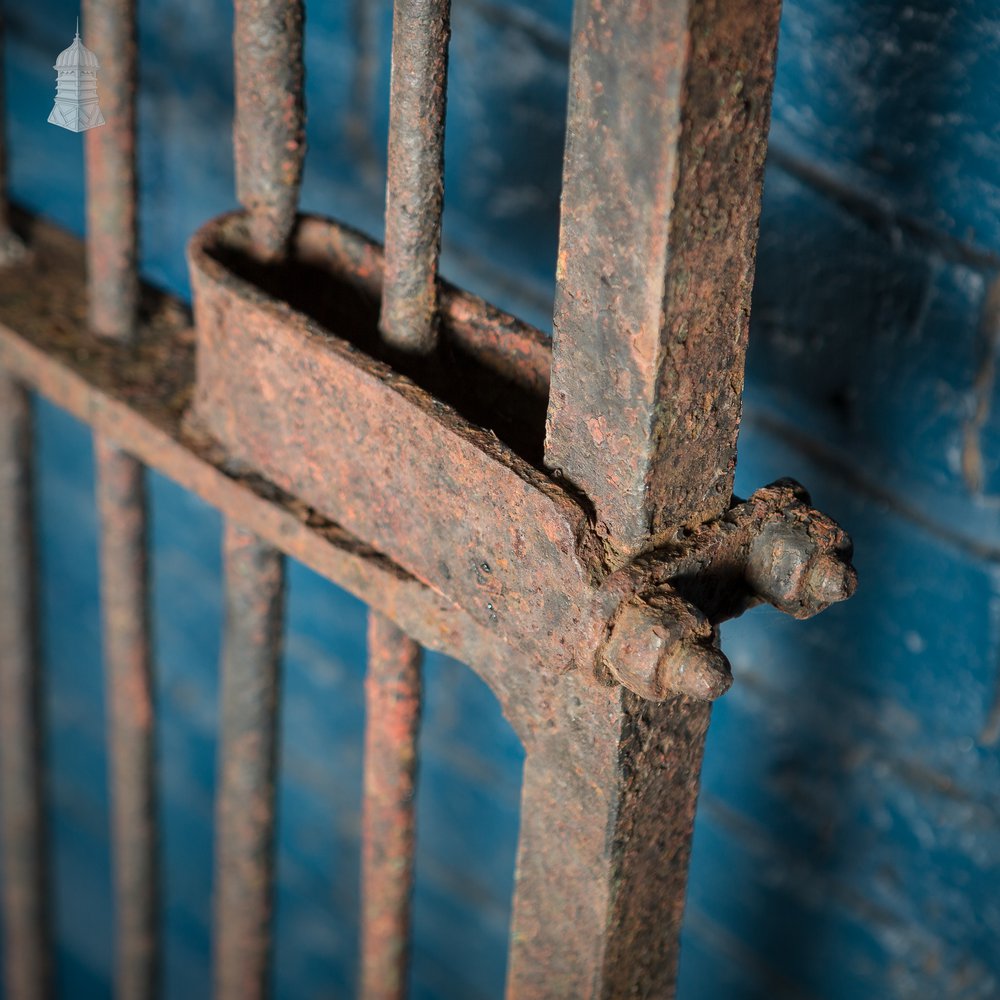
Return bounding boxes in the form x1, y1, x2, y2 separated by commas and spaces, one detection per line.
0, 213, 855, 651
601, 592, 732, 702
189, 211, 854, 698
0, 215, 517, 681
516, 0, 786, 994
95, 438, 159, 1000
214, 524, 286, 1000
83, 0, 138, 339
0, 220, 489, 690
188, 212, 600, 674
233, 0, 305, 259
380, 0, 452, 353
508, 683, 712, 999
1, 155, 859, 997
367, 13, 442, 984
361, 613, 422, 1000
547, 0, 784, 562
0, 373, 51, 1000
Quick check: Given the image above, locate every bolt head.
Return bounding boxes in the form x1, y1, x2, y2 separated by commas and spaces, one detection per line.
747, 516, 856, 619
602, 592, 732, 702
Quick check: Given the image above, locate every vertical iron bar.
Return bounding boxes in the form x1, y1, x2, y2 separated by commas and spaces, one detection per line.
0, 373, 51, 1000
83, 2, 158, 998
506, 688, 712, 999
84, 0, 138, 340
214, 4, 303, 996
379, 0, 452, 354
0, 7, 25, 263
0, 12, 46, 998
359, 1, 449, 990
545, 0, 783, 561
233, 0, 305, 260
360, 613, 422, 1000
213, 524, 285, 1000
94, 438, 158, 1000
509, 1, 784, 995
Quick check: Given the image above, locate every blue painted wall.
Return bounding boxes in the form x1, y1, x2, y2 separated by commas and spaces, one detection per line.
3, 1, 1000, 997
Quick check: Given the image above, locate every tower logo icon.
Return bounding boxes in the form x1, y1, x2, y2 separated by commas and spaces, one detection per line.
48, 19, 105, 132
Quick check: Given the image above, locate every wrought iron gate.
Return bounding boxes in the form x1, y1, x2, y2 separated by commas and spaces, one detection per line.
0, 1, 857, 997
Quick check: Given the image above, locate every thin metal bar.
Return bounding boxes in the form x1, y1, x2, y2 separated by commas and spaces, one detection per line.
83, 3, 158, 996
213, 523, 285, 1000
0, 27, 40, 980
0, 7, 25, 264
214, 6, 303, 991
95, 438, 158, 1000
360, 613, 422, 1000
0, 372, 51, 1000
361, 3, 446, 985
83, 0, 138, 340
233, 0, 305, 260
379, 0, 452, 354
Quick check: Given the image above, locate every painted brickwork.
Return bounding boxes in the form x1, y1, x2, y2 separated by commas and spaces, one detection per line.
3, 1, 999, 997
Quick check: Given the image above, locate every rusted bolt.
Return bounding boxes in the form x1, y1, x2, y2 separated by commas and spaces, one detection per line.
601, 591, 732, 702
746, 511, 857, 619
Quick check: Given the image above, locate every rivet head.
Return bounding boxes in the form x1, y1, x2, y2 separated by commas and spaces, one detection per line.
602, 592, 732, 702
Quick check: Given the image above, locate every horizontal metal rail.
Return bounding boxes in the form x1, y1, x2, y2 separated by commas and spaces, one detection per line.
0, 214, 485, 670
1, 212, 854, 675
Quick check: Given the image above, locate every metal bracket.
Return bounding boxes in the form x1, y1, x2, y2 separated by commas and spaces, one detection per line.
189, 212, 857, 701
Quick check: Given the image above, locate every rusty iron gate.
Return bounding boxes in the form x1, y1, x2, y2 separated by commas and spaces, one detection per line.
0, 0, 857, 997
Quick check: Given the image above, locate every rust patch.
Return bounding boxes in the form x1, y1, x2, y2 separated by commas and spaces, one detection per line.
1, 211, 856, 710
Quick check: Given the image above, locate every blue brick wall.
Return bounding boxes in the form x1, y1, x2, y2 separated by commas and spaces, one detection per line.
3, 1, 1000, 997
